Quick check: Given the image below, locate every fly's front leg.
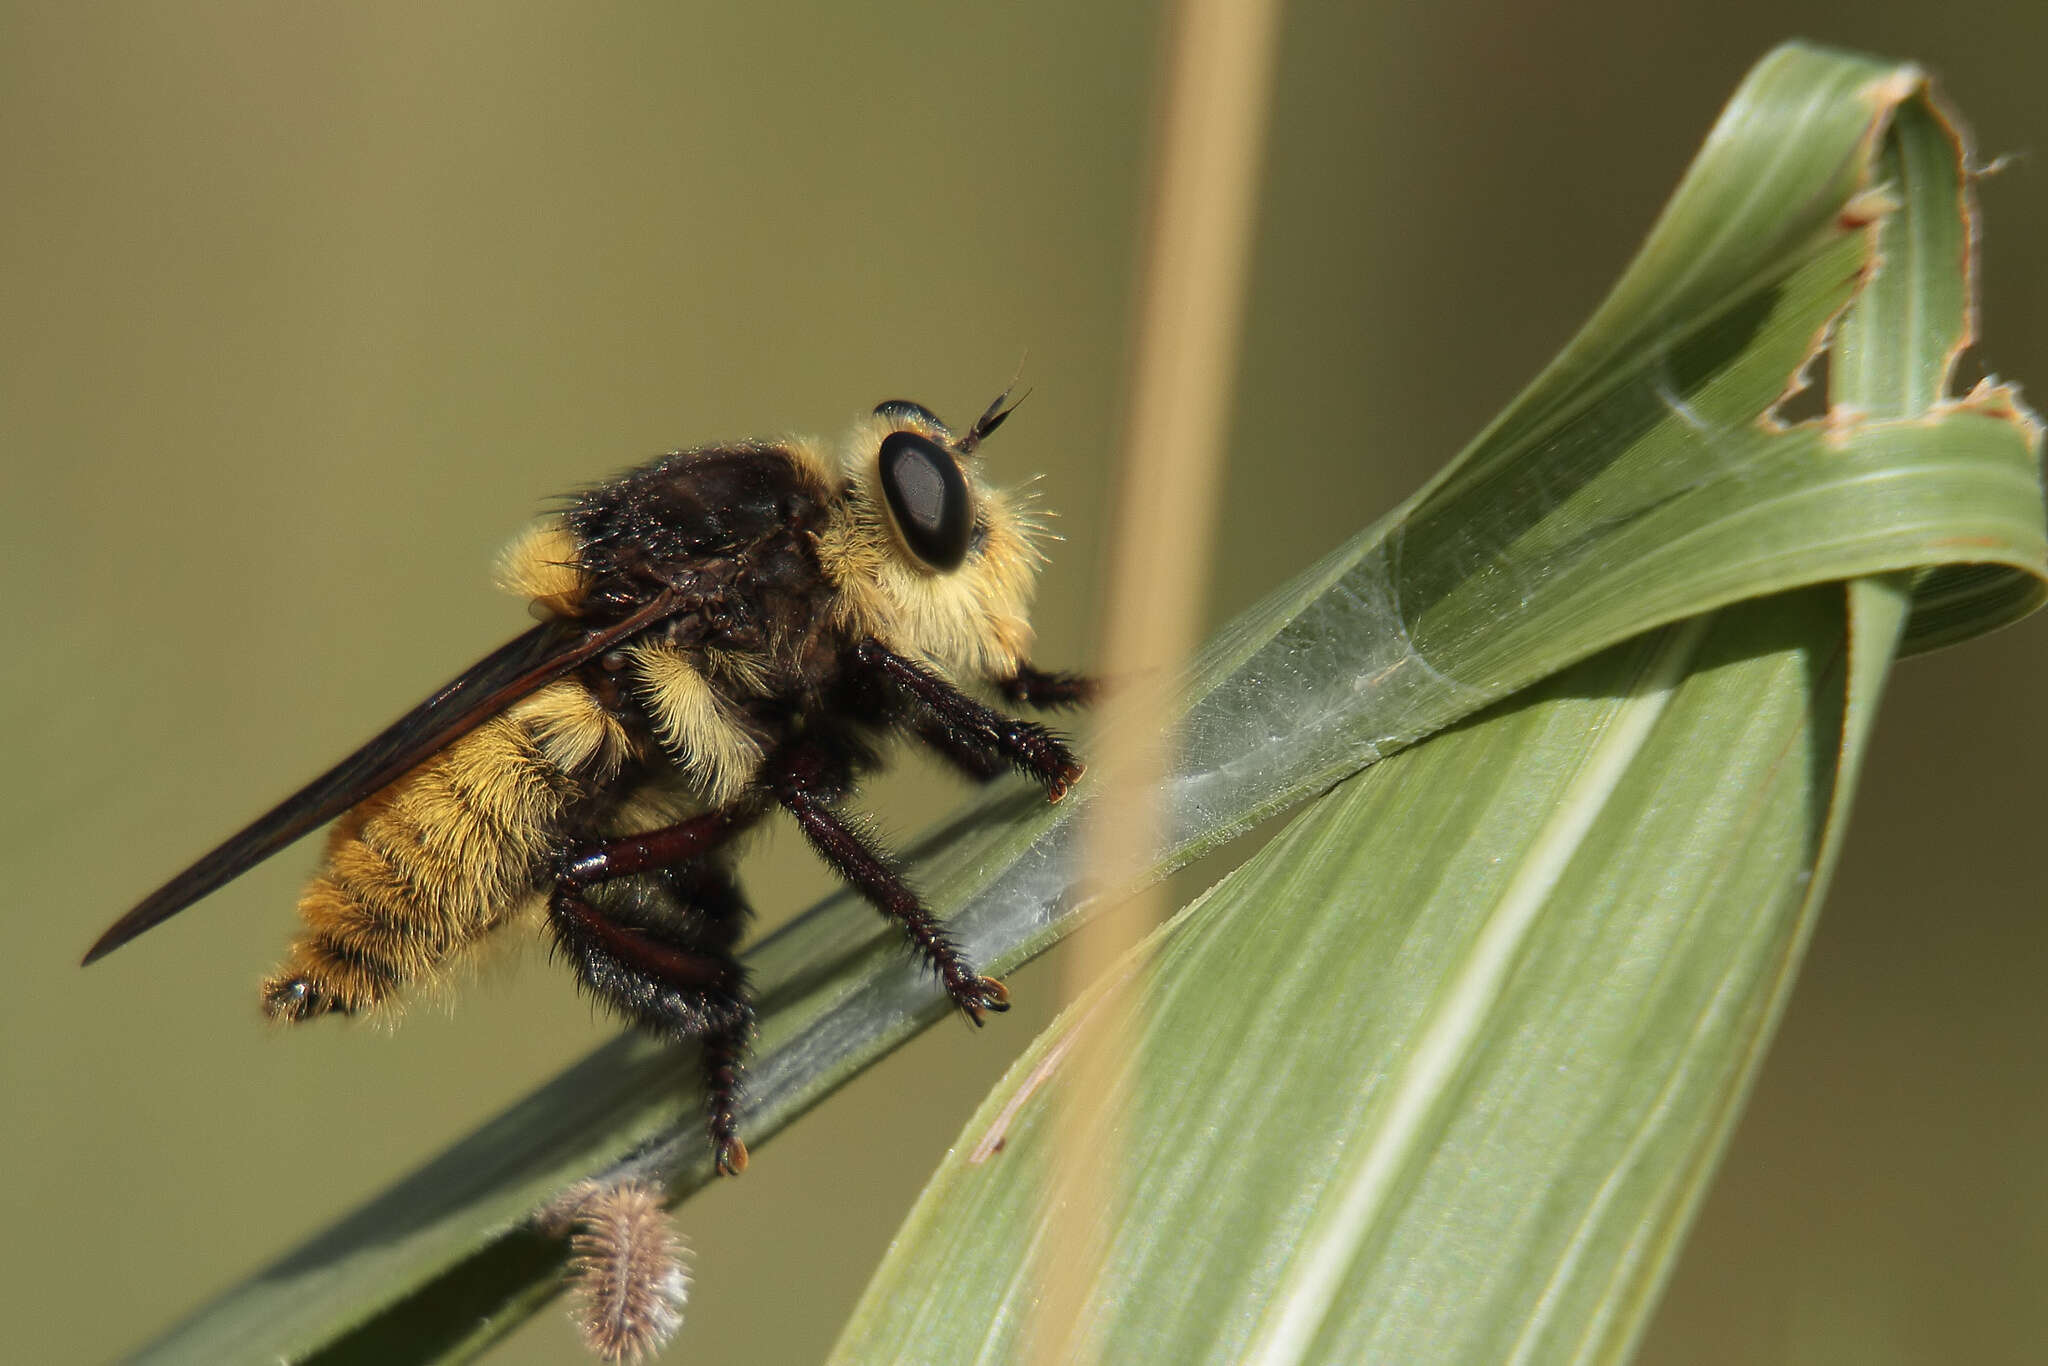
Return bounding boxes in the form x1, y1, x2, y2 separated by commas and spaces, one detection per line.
849, 639, 1085, 801
995, 663, 1096, 710
906, 712, 1011, 784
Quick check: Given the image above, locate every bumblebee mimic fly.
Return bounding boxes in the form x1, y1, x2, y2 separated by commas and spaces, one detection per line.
84, 394, 1090, 1176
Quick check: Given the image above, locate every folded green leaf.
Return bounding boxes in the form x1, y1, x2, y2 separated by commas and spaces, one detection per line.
835, 585, 1894, 1364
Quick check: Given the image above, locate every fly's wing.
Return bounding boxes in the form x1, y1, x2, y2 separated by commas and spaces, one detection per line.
82, 592, 683, 965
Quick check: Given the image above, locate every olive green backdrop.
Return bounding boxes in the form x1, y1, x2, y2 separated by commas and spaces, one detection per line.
4, 5, 2043, 1363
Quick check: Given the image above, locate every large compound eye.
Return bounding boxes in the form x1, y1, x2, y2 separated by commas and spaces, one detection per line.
872, 399, 947, 431
877, 430, 973, 571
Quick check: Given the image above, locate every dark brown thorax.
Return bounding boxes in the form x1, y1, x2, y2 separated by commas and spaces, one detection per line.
569, 445, 844, 678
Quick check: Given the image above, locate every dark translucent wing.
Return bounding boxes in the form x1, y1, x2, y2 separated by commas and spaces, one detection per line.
83, 593, 681, 965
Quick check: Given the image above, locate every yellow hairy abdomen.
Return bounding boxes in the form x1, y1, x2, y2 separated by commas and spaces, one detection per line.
266, 709, 580, 1015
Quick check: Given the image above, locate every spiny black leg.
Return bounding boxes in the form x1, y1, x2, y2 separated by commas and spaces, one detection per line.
996, 663, 1097, 710
655, 863, 751, 954
654, 864, 754, 1170
699, 1022, 750, 1175
547, 878, 755, 1177
850, 639, 1084, 801
767, 738, 1009, 1022
555, 808, 752, 886
908, 712, 1011, 784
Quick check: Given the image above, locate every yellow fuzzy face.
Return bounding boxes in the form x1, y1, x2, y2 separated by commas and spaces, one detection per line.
815, 405, 1048, 681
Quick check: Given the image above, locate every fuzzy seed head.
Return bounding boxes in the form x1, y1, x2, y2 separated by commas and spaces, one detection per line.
563, 1179, 690, 1363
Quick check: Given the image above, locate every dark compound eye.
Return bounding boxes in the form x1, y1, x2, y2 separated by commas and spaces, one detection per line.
877, 430, 973, 571
872, 399, 947, 431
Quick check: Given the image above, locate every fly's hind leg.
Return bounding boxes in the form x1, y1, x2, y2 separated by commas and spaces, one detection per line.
547, 862, 757, 1177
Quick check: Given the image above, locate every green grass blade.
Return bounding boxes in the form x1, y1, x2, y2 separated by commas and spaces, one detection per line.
126, 41, 2045, 1365
835, 588, 1873, 1364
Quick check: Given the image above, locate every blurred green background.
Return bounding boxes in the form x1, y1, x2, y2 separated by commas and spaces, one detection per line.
4, 5, 2044, 1363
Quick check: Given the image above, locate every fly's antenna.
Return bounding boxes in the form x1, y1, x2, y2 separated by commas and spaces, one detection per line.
960, 359, 1032, 454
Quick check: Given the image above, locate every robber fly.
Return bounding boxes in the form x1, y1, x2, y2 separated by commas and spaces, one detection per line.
84, 394, 1090, 1175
